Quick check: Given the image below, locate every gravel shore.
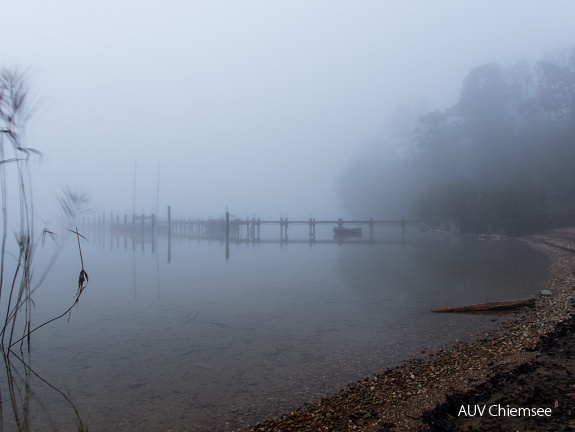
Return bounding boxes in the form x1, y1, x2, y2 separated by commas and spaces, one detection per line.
247, 228, 575, 431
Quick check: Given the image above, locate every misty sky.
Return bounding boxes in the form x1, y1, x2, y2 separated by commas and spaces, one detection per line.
2, 1, 575, 221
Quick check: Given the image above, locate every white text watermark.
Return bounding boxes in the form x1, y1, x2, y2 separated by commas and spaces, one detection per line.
458, 404, 552, 417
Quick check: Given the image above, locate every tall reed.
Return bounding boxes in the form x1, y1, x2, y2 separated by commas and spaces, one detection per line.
0, 68, 90, 431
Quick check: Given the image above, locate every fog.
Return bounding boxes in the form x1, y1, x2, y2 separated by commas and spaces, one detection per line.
2, 1, 575, 221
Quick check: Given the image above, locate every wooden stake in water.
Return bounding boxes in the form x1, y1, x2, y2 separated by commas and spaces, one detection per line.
225, 209, 230, 261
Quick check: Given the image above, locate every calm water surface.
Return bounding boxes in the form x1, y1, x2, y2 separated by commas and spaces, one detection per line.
2, 227, 549, 431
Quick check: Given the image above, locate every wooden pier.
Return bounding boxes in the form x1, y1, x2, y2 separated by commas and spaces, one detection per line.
163, 209, 429, 243
81, 206, 431, 245
77, 207, 438, 263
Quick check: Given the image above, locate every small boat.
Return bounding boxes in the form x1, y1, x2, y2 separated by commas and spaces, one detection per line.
333, 227, 362, 238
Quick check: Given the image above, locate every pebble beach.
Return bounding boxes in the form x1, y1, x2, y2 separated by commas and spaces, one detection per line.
247, 228, 575, 431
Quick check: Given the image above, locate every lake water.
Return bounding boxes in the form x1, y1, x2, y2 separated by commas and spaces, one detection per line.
0, 225, 549, 431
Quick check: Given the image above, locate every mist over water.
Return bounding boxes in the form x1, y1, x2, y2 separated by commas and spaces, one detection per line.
3, 2, 575, 218
2, 2, 575, 431
16, 230, 548, 431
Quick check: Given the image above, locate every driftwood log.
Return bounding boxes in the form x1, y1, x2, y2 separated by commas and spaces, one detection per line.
432, 298, 536, 313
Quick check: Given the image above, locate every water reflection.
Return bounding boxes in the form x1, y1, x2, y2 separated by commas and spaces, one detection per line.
82, 215, 428, 263
25, 223, 549, 431
337, 237, 549, 307
0, 344, 87, 431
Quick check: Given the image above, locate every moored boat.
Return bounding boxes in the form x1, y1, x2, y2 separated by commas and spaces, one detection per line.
333, 227, 362, 238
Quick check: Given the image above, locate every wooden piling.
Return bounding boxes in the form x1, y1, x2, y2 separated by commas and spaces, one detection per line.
132, 213, 136, 250
225, 210, 230, 260
308, 216, 316, 242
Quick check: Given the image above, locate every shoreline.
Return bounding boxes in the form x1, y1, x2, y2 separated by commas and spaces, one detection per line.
246, 228, 575, 431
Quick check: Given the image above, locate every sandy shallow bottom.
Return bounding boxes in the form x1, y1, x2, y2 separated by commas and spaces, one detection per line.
246, 228, 575, 432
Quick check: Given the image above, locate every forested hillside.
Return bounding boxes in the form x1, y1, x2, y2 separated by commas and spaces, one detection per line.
339, 47, 575, 234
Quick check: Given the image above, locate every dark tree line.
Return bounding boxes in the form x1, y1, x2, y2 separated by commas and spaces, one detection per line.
339, 46, 575, 234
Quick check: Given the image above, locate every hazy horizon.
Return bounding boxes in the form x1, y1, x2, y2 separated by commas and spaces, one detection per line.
2, 1, 575, 222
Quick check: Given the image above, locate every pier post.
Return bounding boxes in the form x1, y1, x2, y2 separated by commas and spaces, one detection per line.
225, 209, 230, 261
338, 218, 343, 229
132, 212, 136, 250
369, 218, 374, 239
308, 216, 316, 242
225, 210, 230, 238
124, 214, 128, 249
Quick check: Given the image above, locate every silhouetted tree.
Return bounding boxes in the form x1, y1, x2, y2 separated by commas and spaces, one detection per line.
535, 48, 575, 126
338, 46, 575, 232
